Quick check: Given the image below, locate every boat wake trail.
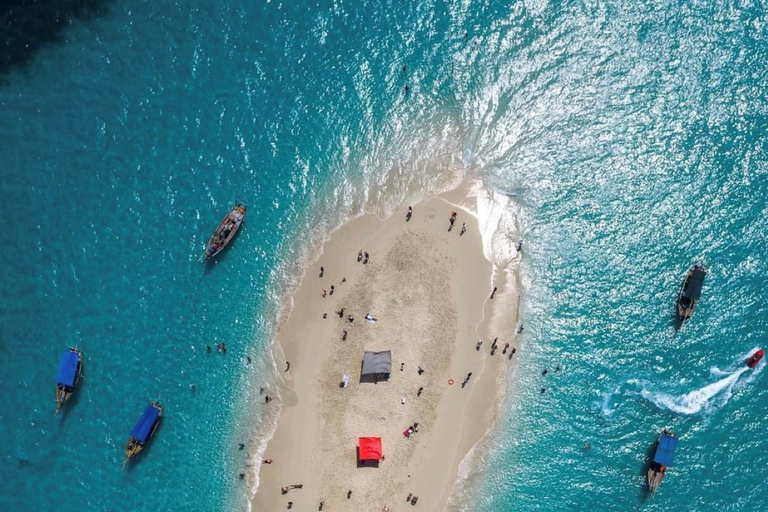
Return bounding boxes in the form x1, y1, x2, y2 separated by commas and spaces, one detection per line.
639, 367, 750, 415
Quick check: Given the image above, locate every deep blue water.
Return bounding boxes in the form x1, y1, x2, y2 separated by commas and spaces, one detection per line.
1, 1, 766, 511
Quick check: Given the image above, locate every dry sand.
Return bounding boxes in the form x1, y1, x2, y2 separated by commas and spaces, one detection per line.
251, 185, 520, 512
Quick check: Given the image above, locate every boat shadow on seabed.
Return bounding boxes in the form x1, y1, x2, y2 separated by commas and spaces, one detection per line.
638, 441, 657, 501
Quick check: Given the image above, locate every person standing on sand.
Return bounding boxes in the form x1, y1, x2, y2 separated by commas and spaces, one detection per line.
322, 289, 326, 298
347, 490, 353, 499
319, 266, 324, 277
460, 222, 467, 235
285, 361, 290, 372
449, 211, 457, 231
490, 286, 497, 299
406, 206, 412, 221
358, 250, 363, 262
329, 285, 335, 296
417, 387, 423, 396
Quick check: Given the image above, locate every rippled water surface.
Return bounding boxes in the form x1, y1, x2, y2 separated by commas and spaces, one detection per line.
1, 1, 766, 511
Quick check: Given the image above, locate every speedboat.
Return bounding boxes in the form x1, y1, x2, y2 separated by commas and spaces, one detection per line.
55, 347, 82, 415
747, 348, 764, 368
647, 430, 677, 494
677, 265, 706, 321
125, 402, 163, 460
204, 203, 246, 260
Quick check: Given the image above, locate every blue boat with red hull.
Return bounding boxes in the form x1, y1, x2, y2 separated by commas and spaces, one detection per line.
647, 430, 677, 494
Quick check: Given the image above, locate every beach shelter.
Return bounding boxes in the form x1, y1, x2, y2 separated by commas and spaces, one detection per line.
361, 350, 392, 379
358, 437, 382, 461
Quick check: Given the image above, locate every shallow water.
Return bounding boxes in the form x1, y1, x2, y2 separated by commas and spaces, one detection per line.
1, 1, 766, 511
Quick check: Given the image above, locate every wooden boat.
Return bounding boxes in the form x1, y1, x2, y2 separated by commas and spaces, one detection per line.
125, 402, 163, 460
55, 347, 82, 415
647, 430, 677, 494
677, 265, 706, 321
204, 203, 246, 260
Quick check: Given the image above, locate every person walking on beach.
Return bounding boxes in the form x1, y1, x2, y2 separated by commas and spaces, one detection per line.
461, 372, 473, 388
285, 361, 290, 372
516, 239, 524, 252
460, 222, 467, 235
363, 251, 369, 264
322, 289, 327, 298
336, 308, 344, 318
475, 340, 483, 351
358, 250, 363, 262
417, 386, 423, 397
341, 330, 347, 341
406, 206, 413, 222
319, 266, 324, 277
490, 286, 497, 299
449, 211, 457, 231
347, 490, 353, 499
329, 285, 335, 296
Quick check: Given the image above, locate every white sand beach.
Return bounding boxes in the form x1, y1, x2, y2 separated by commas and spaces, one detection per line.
251, 184, 521, 512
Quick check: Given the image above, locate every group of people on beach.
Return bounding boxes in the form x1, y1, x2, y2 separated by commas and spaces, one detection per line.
270, 204, 526, 509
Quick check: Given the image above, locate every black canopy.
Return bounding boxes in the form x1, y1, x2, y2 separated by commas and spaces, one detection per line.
681, 267, 705, 300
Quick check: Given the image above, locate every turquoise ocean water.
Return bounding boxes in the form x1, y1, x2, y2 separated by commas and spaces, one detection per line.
1, 1, 766, 511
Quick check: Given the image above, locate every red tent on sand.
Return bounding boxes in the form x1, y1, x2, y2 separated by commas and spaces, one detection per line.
358, 437, 382, 461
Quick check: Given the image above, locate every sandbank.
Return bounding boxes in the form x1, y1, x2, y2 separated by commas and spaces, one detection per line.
250, 183, 521, 511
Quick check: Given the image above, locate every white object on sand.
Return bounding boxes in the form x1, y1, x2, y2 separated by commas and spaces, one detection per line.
341, 374, 349, 388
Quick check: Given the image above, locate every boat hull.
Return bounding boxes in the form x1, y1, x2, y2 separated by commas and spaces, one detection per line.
747, 349, 764, 368
204, 204, 246, 260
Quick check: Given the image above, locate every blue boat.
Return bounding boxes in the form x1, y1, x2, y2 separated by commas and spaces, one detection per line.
55, 347, 82, 415
125, 402, 163, 460
647, 430, 677, 493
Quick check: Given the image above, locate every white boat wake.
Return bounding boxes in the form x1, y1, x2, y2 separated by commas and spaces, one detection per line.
640, 366, 749, 415
615, 348, 765, 416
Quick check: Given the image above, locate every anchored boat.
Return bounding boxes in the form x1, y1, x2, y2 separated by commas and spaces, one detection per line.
677, 265, 706, 321
125, 402, 163, 460
55, 347, 82, 415
747, 348, 764, 368
647, 430, 677, 494
204, 203, 246, 260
